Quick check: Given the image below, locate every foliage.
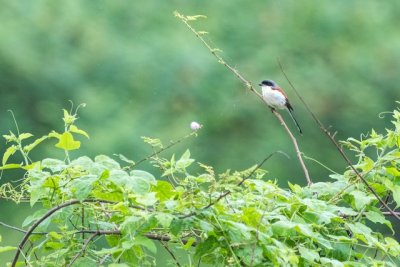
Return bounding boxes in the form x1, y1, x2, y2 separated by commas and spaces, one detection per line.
1, 1, 400, 184
0, 106, 400, 266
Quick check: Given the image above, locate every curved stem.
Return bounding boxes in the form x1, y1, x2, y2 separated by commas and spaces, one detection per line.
11, 199, 114, 267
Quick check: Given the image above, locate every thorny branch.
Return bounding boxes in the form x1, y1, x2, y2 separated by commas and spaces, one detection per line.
174, 11, 312, 186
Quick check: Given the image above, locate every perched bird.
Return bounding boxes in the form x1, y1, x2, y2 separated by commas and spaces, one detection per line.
259, 79, 302, 134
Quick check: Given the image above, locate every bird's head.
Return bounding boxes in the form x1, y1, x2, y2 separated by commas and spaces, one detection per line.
259, 80, 277, 87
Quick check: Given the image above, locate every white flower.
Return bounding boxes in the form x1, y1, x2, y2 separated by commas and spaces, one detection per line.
190, 121, 202, 130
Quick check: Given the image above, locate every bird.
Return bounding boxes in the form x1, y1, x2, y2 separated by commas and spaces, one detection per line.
258, 79, 302, 134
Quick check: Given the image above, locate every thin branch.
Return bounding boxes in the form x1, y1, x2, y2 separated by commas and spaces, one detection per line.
277, 60, 400, 221
133, 131, 198, 168
382, 211, 400, 216
67, 232, 99, 267
160, 241, 181, 267
272, 110, 311, 185
0, 221, 46, 235
175, 12, 311, 185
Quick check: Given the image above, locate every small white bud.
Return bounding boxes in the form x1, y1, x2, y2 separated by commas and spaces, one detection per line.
190, 121, 202, 130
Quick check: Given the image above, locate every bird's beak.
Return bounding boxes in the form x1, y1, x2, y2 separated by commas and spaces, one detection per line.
258, 83, 262, 86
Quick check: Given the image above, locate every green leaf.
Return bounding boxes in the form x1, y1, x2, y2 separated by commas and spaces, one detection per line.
131, 178, 152, 195
41, 158, 66, 172
70, 175, 98, 201
347, 222, 374, 245
0, 246, 16, 253
135, 192, 157, 206
69, 125, 90, 138
45, 241, 64, 249
18, 132, 33, 141
23, 135, 48, 153
55, 132, 80, 150
170, 218, 186, 236
199, 220, 214, 233
70, 156, 94, 170
365, 211, 394, 233
176, 149, 194, 170
316, 236, 333, 250
3, 131, 17, 143
194, 236, 218, 260
391, 185, 400, 208
153, 180, 174, 201
48, 131, 61, 139
62, 109, 76, 124
48, 231, 63, 240
237, 246, 263, 266
95, 247, 124, 256
109, 170, 151, 195
226, 221, 252, 241
155, 213, 174, 228
71, 257, 97, 267
130, 170, 156, 185
22, 209, 48, 228
349, 190, 374, 210
135, 235, 157, 254
384, 237, 400, 257
116, 154, 135, 165
271, 221, 297, 237
242, 207, 261, 227
299, 246, 320, 263
2, 145, 17, 165
141, 136, 163, 148
320, 257, 344, 267
95, 155, 120, 170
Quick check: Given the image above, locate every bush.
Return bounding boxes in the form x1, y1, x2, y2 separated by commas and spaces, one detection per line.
0, 106, 400, 266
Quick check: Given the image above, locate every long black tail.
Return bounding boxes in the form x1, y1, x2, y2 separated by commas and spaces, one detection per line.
286, 109, 303, 134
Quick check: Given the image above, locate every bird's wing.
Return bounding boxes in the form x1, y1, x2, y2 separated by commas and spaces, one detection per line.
273, 86, 293, 111
273, 86, 288, 99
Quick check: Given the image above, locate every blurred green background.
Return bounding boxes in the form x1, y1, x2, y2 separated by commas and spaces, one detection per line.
1, 0, 400, 265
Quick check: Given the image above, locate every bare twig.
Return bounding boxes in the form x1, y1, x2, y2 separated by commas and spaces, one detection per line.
0, 221, 46, 235
174, 12, 311, 185
277, 61, 400, 221
272, 110, 311, 185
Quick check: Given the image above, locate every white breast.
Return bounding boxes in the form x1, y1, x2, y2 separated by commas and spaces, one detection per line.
261, 86, 286, 109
